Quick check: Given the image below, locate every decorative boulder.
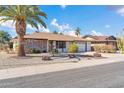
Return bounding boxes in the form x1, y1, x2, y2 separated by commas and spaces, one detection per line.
68, 54, 76, 58
93, 52, 101, 57
42, 56, 51, 60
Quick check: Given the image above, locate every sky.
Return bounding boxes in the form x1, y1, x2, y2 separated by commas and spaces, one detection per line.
0, 5, 124, 37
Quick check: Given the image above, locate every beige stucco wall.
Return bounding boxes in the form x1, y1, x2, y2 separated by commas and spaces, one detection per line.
12, 39, 91, 53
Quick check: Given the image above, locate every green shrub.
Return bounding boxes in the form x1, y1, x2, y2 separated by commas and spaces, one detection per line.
32, 48, 41, 53
68, 42, 78, 53
8, 42, 13, 49
51, 49, 59, 54
50, 49, 59, 57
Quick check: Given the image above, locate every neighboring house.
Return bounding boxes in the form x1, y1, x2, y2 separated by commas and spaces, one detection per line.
11, 32, 92, 53
82, 35, 117, 50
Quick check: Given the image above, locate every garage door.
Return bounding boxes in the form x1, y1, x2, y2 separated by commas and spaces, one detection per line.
77, 42, 86, 52
86, 42, 91, 51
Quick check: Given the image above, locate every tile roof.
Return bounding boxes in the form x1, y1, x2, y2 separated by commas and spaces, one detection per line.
23, 32, 92, 42
83, 35, 116, 42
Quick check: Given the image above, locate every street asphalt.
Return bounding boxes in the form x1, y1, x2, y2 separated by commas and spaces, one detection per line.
0, 62, 124, 88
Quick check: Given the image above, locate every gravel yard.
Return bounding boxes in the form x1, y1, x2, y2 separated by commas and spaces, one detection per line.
0, 52, 123, 70
0, 52, 90, 69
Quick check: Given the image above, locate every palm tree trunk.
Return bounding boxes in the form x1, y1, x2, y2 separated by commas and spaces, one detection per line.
17, 35, 25, 56
16, 20, 26, 57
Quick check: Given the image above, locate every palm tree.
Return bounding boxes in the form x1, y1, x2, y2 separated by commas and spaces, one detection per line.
0, 5, 47, 56
75, 27, 81, 37
53, 31, 58, 34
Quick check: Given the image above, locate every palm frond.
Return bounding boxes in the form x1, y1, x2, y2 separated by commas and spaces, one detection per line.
30, 16, 47, 28
27, 18, 39, 30
0, 5, 47, 31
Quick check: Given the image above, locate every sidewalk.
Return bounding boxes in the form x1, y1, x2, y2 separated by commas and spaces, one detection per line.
0, 53, 124, 80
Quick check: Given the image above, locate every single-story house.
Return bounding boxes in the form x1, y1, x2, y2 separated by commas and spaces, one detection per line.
82, 35, 117, 50
11, 32, 93, 53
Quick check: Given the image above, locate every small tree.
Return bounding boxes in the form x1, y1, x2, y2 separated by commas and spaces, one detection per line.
117, 29, 124, 54
0, 31, 11, 50
0, 30, 11, 44
68, 42, 78, 53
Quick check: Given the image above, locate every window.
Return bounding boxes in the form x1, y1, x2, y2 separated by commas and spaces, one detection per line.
56, 41, 66, 49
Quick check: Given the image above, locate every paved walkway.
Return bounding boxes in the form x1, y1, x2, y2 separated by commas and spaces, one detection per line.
0, 52, 124, 80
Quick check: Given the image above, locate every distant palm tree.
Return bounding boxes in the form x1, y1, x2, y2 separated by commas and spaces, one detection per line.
75, 27, 81, 37
53, 31, 58, 34
0, 5, 47, 56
